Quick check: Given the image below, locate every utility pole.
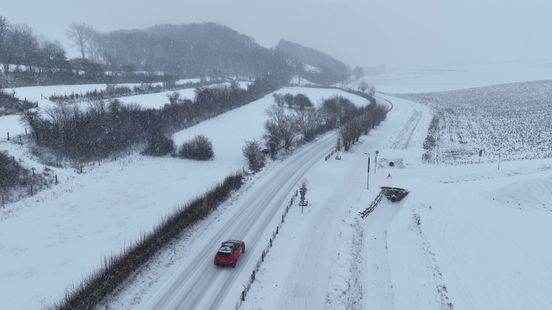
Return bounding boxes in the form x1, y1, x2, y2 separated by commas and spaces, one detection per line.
374, 150, 379, 174
367, 154, 370, 190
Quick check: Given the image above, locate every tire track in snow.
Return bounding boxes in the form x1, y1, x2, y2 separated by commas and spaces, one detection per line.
390, 107, 423, 150
411, 212, 454, 310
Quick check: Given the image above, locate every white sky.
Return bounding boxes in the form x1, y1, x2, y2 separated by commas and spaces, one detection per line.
2, 0, 552, 67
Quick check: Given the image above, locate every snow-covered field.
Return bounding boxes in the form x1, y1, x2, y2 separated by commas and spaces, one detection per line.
400, 80, 552, 164
117, 88, 198, 109
0, 86, 368, 310
366, 61, 552, 94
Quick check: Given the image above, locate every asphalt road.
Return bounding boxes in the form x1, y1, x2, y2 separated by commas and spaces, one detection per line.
142, 133, 337, 310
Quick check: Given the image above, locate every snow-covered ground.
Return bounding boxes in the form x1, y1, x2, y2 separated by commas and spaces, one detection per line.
366, 60, 552, 94
240, 94, 552, 310
2, 62, 551, 310
175, 78, 201, 85
117, 88, 197, 109
5, 80, 203, 111
0, 87, 368, 310
289, 76, 317, 86
7, 83, 137, 109
0, 114, 25, 139
119, 81, 253, 109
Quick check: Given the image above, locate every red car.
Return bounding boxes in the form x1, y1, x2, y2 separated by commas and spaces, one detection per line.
214, 240, 245, 267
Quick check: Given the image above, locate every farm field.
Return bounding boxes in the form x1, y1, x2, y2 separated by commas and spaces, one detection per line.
365, 61, 552, 94
399, 80, 552, 165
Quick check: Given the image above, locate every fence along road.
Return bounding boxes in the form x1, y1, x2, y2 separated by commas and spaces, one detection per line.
142, 133, 336, 310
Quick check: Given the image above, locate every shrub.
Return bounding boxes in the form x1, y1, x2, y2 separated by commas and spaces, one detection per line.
142, 133, 175, 156
293, 93, 313, 110
242, 140, 266, 172
178, 135, 214, 160
0, 151, 29, 192
272, 93, 284, 107
263, 106, 297, 156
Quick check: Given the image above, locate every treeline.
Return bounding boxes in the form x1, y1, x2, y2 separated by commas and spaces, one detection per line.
48, 79, 216, 105
262, 94, 387, 158
0, 15, 175, 87
63, 22, 294, 81
1, 16, 352, 88
275, 40, 351, 85
23, 77, 285, 162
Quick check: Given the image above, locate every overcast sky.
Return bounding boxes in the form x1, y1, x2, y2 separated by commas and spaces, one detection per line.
2, 0, 552, 67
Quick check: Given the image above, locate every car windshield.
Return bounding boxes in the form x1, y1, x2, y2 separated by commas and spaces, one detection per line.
217, 251, 231, 257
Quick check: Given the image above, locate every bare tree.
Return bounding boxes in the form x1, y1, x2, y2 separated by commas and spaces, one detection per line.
0, 16, 9, 74
358, 80, 370, 93
67, 22, 95, 59
264, 106, 297, 157
368, 86, 376, 96
293, 109, 322, 142
242, 140, 265, 172
283, 93, 294, 108
272, 93, 284, 107
352, 66, 364, 80
293, 93, 313, 110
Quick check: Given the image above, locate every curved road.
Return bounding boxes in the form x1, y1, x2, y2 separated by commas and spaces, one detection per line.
141, 133, 337, 310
